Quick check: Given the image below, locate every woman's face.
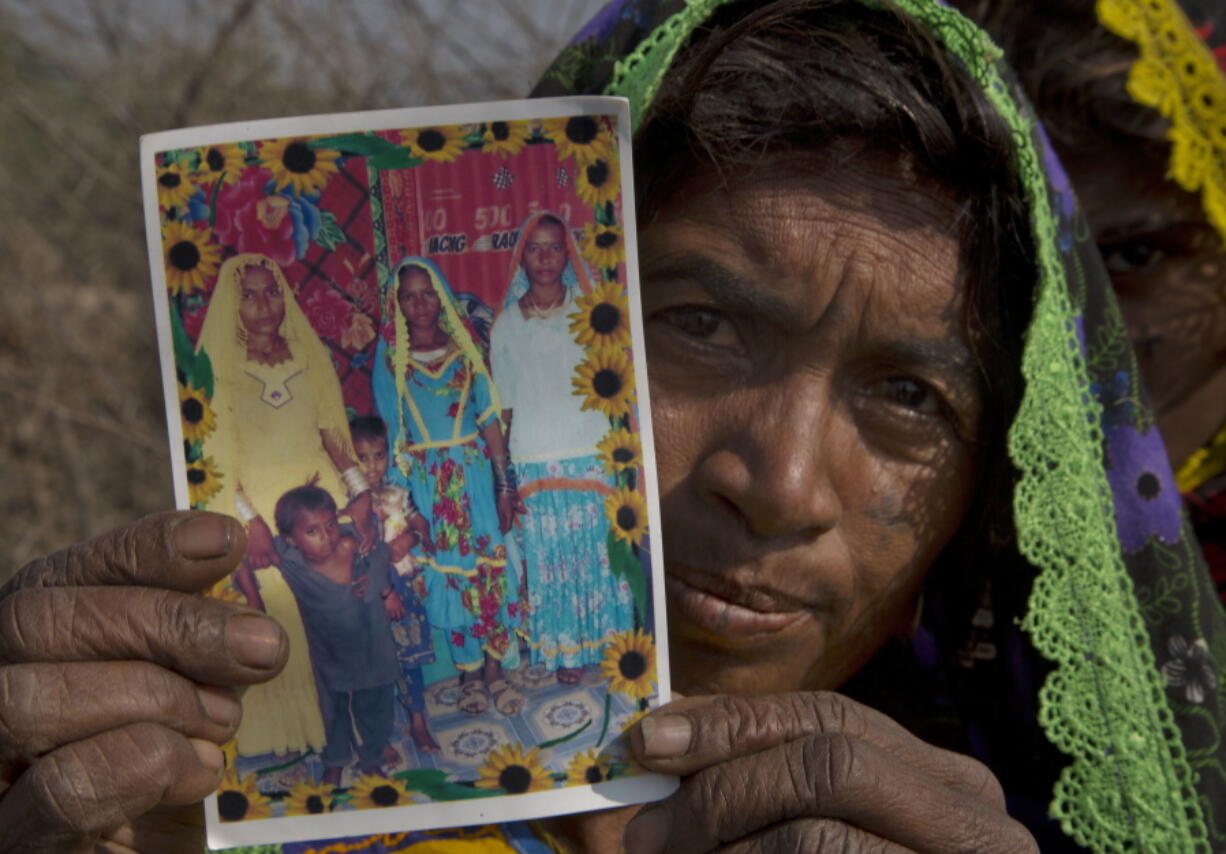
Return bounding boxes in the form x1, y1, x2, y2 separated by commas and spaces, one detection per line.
237, 265, 285, 337
641, 159, 984, 696
1063, 142, 1226, 467
520, 221, 567, 289
397, 266, 443, 332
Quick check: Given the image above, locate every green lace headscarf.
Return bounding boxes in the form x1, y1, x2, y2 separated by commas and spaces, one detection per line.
534, 1, 1226, 851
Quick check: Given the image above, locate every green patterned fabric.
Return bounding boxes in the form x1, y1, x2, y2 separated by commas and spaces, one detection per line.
534, 1, 1226, 851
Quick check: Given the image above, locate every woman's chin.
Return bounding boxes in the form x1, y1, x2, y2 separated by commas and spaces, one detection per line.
665, 634, 826, 697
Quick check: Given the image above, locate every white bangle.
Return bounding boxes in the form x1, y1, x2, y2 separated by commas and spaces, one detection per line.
342, 466, 372, 497
235, 492, 257, 523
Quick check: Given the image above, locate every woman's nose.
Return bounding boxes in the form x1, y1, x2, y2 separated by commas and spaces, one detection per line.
696, 383, 841, 540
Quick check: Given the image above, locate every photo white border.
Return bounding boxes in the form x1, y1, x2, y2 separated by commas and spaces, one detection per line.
140, 96, 677, 850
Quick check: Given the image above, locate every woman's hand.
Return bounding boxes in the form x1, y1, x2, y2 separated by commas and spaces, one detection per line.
496, 492, 516, 534
0, 511, 288, 853
244, 515, 278, 569
624, 692, 1038, 853
410, 516, 435, 556
382, 589, 406, 621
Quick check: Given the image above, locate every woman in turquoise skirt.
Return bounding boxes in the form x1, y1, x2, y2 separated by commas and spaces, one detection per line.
490, 211, 635, 685
372, 258, 525, 717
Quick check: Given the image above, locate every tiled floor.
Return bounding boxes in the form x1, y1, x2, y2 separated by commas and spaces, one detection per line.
239, 658, 647, 796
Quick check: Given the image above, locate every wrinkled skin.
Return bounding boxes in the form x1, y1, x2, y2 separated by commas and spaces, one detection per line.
0, 512, 283, 853
0, 160, 1036, 852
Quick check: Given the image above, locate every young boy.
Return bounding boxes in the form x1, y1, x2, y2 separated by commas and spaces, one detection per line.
273, 483, 400, 786
351, 416, 440, 753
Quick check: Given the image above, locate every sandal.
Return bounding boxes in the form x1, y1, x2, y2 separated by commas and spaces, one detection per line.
458, 679, 488, 715
488, 678, 526, 716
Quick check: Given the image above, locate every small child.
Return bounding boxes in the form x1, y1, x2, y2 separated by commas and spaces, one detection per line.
273, 483, 399, 785
351, 416, 440, 753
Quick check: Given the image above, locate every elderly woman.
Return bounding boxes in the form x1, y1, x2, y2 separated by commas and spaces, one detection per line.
1, 1, 1223, 853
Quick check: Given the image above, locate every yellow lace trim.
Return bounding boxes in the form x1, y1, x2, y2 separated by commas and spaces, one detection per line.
1176, 421, 1226, 492
1097, 0, 1226, 243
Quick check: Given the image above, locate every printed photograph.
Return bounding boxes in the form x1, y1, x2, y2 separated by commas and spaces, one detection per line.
143, 98, 671, 847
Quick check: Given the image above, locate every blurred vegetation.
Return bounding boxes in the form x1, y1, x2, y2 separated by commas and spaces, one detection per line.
0, 0, 602, 572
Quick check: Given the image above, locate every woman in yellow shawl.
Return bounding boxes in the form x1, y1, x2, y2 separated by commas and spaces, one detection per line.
198, 252, 375, 759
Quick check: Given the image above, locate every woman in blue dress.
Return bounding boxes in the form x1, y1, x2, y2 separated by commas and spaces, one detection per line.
373, 257, 525, 716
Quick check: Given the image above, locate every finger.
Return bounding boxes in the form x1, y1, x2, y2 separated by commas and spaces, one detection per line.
0, 586, 287, 684
633, 692, 1002, 803
99, 803, 207, 854
0, 722, 224, 854
0, 661, 241, 765
623, 734, 1037, 854
3, 512, 244, 596
713, 818, 910, 853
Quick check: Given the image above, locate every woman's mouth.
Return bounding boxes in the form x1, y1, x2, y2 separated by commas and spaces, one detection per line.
665, 570, 810, 637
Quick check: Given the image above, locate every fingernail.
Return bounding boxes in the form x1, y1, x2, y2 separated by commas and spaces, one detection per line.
191, 738, 225, 772
174, 515, 231, 560
197, 685, 241, 726
225, 614, 284, 670
623, 807, 670, 854
640, 714, 692, 758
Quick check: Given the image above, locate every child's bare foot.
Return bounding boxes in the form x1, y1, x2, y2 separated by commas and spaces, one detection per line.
382, 742, 402, 767
322, 765, 343, 788
557, 666, 583, 685
359, 764, 387, 779
408, 711, 441, 753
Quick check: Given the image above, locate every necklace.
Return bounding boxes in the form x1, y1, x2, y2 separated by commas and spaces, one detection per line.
522, 287, 566, 318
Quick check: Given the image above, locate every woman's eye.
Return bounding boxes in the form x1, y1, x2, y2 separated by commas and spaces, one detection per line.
1101, 240, 1167, 275
872, 377, 942, 415
655, 306, 731, 341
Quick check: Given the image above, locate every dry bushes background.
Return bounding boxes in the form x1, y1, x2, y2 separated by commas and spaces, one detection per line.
0, 0, 604, 573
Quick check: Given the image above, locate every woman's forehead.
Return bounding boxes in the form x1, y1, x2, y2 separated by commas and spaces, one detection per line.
240, 265, 277, 287
642, 166, 965, 330
398, 266, 432, 289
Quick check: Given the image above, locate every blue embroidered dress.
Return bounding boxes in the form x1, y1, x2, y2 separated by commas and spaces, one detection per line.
373, 259, 522, 672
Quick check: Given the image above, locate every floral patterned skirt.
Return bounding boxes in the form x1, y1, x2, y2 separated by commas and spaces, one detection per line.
404, 441, 521, 670
515, 454, 634, 670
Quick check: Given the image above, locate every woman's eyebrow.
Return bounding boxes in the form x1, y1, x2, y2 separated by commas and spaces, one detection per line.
648, 252, 793, 320
878, 338, 983, 392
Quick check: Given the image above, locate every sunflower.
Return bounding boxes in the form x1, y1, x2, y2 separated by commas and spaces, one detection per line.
572, 348, 635, 418
156, 160, 196, 210
194, 142, 245, 185
475, 743, 553, 795
283, 780, 334, 816
570, 278, 631, 351
482, 120, 530, 158
349, 775, 409, 809
541, 115, 612, 165
186, 455, 223, 507
216, 769, 271, 822
565, 749, 611, 787
403, 125, 466, 163
575, 157, 620, 207
579, 222, 625, 272
600, 628, 657, 700
178, 381, 216, 443
162, 221, 220, 295
260, 137, 341, 195
596, 428, 641, 475
604, 487, 649, 548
